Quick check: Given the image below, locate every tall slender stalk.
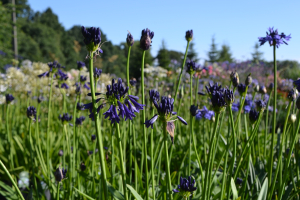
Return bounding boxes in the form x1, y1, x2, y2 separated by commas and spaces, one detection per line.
88, 52, 108, 199
174, 41, 190, 105
6, 104, 14, 172
264, 90, 273, 157
47, 73, 55, 184
188, 74, 193, 175
0, 159, 25, 200
150, 108, 156, 200
163, 121, 173, 200
28, 119, 38, 197
268, 45, 277, 190
234, 86, 248, 129
116, 123, 128, 200
141, 50, 149, 200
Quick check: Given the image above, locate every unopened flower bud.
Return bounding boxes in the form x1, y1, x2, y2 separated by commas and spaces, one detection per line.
245, 74, 252, 86
224, 89, 234, 104
185, 30, 193, 42
58, 150, 63, 157
190, 105, 198, 116
140, 28, 154, 51
259, 85, 267, 94
230, 72, 239, 87
254, 84, 260, 92
249, 110, 259, 123
55, 167, 67, 182
268, 83, 274, 92
287, 88, 297, 102
126, 32, 134, 46
256, 100, 266, 111
80, 162, 86, 171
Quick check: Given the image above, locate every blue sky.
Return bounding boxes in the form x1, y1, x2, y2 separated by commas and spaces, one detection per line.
28, 0, 300, 63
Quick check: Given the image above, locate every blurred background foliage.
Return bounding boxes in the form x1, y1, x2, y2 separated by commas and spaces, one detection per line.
1, 0, 300, 81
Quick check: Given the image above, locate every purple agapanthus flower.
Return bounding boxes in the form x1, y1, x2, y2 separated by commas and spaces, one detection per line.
173, 176, 197, 198
140, 28, 154, 51
145, 93, 187, 142
27, 106, 37, 121
232, 103, 239, 112
59, 113, 73, 126
38, 61, 64, 78
258, 27, 291, 48
84, 78, 144, 123
77, 61, 86, 70
195, 106, 215, 120
205, 82, 227, 113
94, 68, 102, 80
126, 32, 134, 46
186, 60, 201, 74
80, 75, 90, 90
75, 116, 85, 126
244, 98, 253, 114
6, 94, 14, 104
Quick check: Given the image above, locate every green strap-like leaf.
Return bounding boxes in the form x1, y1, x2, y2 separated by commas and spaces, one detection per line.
106, 181, 125, 200
127, 184, 143, 200
230, 178, 238, 200
257, 178, 268, 200
73, 187, 96, 200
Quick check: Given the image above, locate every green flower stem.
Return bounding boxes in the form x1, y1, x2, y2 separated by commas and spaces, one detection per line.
57, 182, 60, 200
47, 73, 54, 183
0, 159, 25, 200
116, 123, 128, 200
233, 111, 264, 181
126, 46, 132, 94
203, 113, 220, 200
269, 101, 292, 199
268, 45, 277, 189
188, 74, 193, 175
234, 86, 248, 129
73, 96, 78, 189
229, 105, 237, 176
92, 140, 96, 198
132, 123, 138, 192
6, 104, 14, 172
163, 121, 173, 200
88, 51, 108, 199
278, 112, 300, 199
195, 77, 199, 104
264, 90, 273, 157
150, 109, 156, 200
141, 50, 149, 200
36, 104, 45, 169
111, 124, 115, 200
64, 125, 72, 199
28, 119, 38, 197
174, 41, 190, 104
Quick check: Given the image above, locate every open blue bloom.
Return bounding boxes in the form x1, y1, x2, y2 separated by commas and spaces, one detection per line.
94, 68, 102, 80
186, 60, 201, 74
27, 106, 37, 121
185, 30, 193, 41
81, 26, 103, 53
258, 27, 291, 48
140, 28, 154, 51
126, 32, 134, 46
84, 78, 144, 123
145, 94, 187, 142
173, 176, 197, 198
77, 61, 86, 70
59, 113, 73, 126
195, 106, 215, 120
75, 116, 85, 126
149, 90, 160, 103
6, 94, 14, 104
232, 103, 239, 112
56, 69, 69, 89
38, 61, 64, 78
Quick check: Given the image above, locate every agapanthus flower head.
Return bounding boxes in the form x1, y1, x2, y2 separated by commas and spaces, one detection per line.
75, 84, 81, 95
6, 94, 14, 104
190, 105, 198, 116
205, 82, 224, 97
256, 99, 266, 111
75, 116, 85, 126
185, 30, 193, 42
195, 106, 215, 120
224, 88, 234, 104
149, 90, 160, 103
287, 88, 297, 102
77, 61, 86, 70
38, 96, 44, 104
230, 71, 239, 88
236, 177, 243, 185
173, 176, 197, 198
140, 28, 154, 51
237, 84, 246, 95
245, 74, 252, 86
84, 78, 144, 123
77, 103, 85, 111
80, 75, 87, 83
129, 78, 137, 87
81, 26, 103, 53
211, 90, 227, 113
80, 162, 86, 171
249, 110, 259, 123
268, 83, 274, 92
91, 134, 96, 141
27, 106, 37, 121
145, 95, 187, 142
126, 32, 134, 46
259, 85, 267, 94
94, 68, 102, 81
258, 27, 291, 48
38, 61, 64, 78
186, 60, 200, 74
59, 113, 73, 125
55, 167, 67, 182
